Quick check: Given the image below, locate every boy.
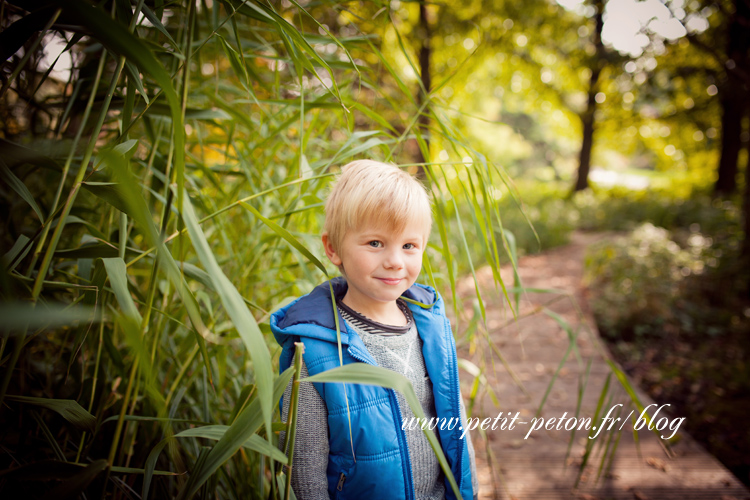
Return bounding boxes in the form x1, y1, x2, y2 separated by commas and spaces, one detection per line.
270, 160, 478, 500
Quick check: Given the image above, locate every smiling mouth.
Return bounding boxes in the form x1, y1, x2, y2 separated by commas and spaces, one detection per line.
377, 277, 402, 285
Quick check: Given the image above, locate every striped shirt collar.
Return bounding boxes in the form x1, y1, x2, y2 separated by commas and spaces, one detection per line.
337, 298, 414, 336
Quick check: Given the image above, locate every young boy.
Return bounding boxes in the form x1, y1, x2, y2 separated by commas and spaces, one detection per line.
270, 160, 478, 500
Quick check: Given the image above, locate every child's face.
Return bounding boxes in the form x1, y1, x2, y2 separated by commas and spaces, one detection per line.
323, 219, 425, 315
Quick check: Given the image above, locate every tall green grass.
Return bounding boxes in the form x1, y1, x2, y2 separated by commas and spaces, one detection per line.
0, 1, 518, 497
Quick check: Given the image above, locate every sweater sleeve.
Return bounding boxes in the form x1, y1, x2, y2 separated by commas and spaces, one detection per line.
280, 358, 330, 500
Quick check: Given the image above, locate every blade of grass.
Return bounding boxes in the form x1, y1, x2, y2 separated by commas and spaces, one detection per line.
175, 367, 294, 500
175, 427, 288, 463
181, 194, 275, 457
283, 342, 304, 500
6, 396, 96, 432
0, 159, 45, 222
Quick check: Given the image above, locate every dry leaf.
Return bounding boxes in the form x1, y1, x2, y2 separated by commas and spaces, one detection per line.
632, 490, 649, 500
507, 439, 524, 449
645, 456, 669, 472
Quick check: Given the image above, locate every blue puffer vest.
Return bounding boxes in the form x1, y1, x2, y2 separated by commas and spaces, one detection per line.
270, 277, 473, 500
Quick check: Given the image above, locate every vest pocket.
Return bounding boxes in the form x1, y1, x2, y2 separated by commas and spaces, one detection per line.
330, 469, 351, 499
327, 456, 353, 499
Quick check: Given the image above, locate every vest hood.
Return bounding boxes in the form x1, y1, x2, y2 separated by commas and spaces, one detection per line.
270, 276, 440, 347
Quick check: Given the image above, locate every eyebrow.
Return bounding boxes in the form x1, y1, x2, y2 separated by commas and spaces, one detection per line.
357, 229, 423, 238
355, 231, 385, 239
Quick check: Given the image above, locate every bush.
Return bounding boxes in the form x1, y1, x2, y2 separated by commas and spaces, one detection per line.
584, 223, 714, 339
573, 186, 739, 234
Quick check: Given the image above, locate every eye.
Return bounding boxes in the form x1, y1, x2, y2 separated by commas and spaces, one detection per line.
368, 240, 383, 248
403, 243, 416, 250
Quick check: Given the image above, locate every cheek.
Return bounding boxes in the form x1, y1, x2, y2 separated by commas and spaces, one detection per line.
351, 252, 375, 270
407, 254, 423, 274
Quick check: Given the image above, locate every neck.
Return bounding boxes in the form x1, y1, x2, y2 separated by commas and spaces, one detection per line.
341, 294, 406, 327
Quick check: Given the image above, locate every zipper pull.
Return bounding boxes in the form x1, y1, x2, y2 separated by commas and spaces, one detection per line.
336, 472, 346, 491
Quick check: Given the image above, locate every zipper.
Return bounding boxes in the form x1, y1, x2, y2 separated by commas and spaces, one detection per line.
348, 344, 415, 500
446, 316, 465, 495
337, 472, 346, 491
389, 383, 415, 500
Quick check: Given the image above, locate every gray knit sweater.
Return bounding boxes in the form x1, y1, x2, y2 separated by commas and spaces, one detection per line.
280, 303, 478, 500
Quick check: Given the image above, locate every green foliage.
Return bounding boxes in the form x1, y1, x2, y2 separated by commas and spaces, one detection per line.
0, 1, 516, 498
447, 180, 576, 279
573, 186, 740, 233
584, 223, 703, 338
451, 180, 742, 284
495, 182, 578, 254
583, 189, 745, 341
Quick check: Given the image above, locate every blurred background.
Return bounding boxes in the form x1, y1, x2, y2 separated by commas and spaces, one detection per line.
1, 0, 748, 497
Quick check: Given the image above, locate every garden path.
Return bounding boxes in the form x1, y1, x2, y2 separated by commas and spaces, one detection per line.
455, 231, 749, 500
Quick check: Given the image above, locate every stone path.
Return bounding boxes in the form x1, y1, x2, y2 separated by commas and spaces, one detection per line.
455, 231, 750, 500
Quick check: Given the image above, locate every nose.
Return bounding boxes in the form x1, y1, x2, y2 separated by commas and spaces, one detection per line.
383, 247, 404, 270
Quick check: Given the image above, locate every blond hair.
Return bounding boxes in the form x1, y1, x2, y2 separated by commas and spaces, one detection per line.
324, 160, 432, 252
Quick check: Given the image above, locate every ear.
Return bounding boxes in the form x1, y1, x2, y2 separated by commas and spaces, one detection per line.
321, 232, 342, 266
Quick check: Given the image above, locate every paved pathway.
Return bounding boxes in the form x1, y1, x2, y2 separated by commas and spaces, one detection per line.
455, 232, 749, 500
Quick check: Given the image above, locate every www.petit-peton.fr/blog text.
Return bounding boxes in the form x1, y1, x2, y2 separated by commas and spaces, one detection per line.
402, 404, 685, 440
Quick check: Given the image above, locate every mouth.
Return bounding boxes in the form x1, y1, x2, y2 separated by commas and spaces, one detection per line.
376, 277, 403, 285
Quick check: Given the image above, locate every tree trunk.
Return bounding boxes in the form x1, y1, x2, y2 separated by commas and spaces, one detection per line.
714, 92, 745, 196
743, 145, 750, 261
741, 112, 750, 298
714, 0, 750, 196
415, 1, 431, 174
573, 0, 604, 192
574, 107, 596, 191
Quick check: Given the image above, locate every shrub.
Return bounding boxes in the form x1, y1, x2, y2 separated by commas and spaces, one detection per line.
573, 186, 738, 234
583, 223, 706, 339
